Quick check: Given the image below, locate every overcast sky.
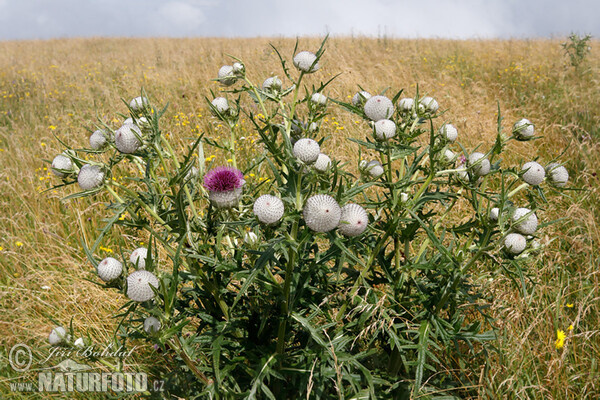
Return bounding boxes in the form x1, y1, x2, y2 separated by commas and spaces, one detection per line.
0, 0, 598, 40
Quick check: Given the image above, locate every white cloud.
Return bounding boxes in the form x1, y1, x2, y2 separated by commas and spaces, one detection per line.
157, 1, 207, 35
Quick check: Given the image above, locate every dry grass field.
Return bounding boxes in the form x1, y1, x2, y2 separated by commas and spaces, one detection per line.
0, 37, 599, 398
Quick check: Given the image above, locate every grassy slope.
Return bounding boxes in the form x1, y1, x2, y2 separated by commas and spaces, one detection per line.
0, 37, 598, 399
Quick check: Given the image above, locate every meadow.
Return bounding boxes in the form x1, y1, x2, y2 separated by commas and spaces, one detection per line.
0, 37, 599, 398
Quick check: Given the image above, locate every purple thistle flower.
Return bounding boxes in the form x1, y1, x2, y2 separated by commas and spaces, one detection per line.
203, 166, 244, 192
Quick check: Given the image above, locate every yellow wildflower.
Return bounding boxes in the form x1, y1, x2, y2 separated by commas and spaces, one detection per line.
566, 303, 574, 308
555, 329, 566, 349
568, 324, 574, 331
15, 241, 23, 247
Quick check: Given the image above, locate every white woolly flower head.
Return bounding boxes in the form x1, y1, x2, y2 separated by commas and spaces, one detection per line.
218, 65, 237, 86
468, 152, 490, 177
211, 97, 230, 115
521, 161, 545, 186
364, 160, 384, 179
400, 192, 409, 203
303, 195, 341, 232
503, 233, 527, 255
419, 96, 439, 113
262, 76, 282, 92
546, 163, 569, 187
244, 231, 259, 245
293, 138, 320, 164
443, 149, 456, 163
115, 124, 142, 154
352, 91, 371, 107
130, 96, 149, 112
127, 270, 159, 302
293, 51, 319, 73
512, 208, 538, 235
123, 117, 134, 125
74, 338, 86, 348
78, 164, 105, 191
232, 62, 245, 75
398, 98, 415, 113
89, 129, 108, 150
253, 195, 285, 225
314, 153, 332, 172
97, 257, 123, 282
51, 154, 74, 177
489, 207, 500, 222
364, 95, 395, 121
513, 118, 534, 139
130, 247, 148, 269
48, 326, 69, 345
144, 316, 161, 334
374, 119, 397, 141
310, 93, 328, 107
440, 124, 458, 142
338, 203, 369, 237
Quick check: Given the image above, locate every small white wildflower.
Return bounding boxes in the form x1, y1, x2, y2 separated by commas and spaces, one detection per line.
130, 247, 148, 269
398, 98, 415, 113
244, 231, 259, 245
364, 95, 395, 121
74, 337, 85, 348
400, 193, 409, 203
352, 91, 371, 107
468, 152, 490, 177
253, 195, 285, 225
490, 207, 500, 222
218, 65, 236, 86
303, 195, 341, 232
114, 124, 142, 154
211, 97, 230, 115
89, 129, 108, 150
314, 153, 332, 172
130, 96, 149, 112
77, 164, 104, 191
513, 118, 534, 139
293, 138, 320, 164
293, 51, 319, 73
546, 163, 569, 187
51, 154, 73, 177
310, 93, 327, 106
512, 208, 538, 235
127, 270, 159, 302
521, 161, 545, 186
503, 233, 527, 255
419, 96, 439, 113
97, 257, 123, 282
440, 124, 458, 142
143, 316, 161, 334
365, 160, 384, 178
374, 119, 397, 141
338, 203, 369, 237
48, 326, 68, 345
308, 122, 319, 133
262, 76, 282, 92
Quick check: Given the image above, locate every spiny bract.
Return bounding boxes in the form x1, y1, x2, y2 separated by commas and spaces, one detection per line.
546, 163, 569, 187
129, 96, 149, 112
440, 124, 458, 142
420, 96, 439, 113
262, 76, 282, 92
253, 194, 285, 225
115, 124, 142, 154
218, 65, 237, 86
126, 270, 159, 302
352, 91, 371, 107
303, 194, 341, 232
513, 118, 535, 139
398, 98, 415, 113
143, 316, 161, 334
311, 93, 327, 106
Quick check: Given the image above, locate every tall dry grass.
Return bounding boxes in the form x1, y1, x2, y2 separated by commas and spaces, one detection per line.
0, 37, 598, 398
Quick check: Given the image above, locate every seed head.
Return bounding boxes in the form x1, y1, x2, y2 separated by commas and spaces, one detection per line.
211, 97, 230, 114
512, 208, 538, 235
419, 96, 439, 113
48, 326, 68, 345
253, 194, 285, 225
204, 166, 245, 208
374, 119, 397, 141
115, 124, 142, 154
293, 138, 320, 164
338, 203, 369, 237
218, 65, 237, 86
97, 257, 123, 282
546, 163, 569, 187
293, 51, 319, 73
78, 164, 104, 191
314, 153, 332, 172
311, 93, 328, 106
364, 95, 395, 121
352, 91, 371, 107
513, 118, 534, 139
262, 76, 282, 92
440, 124, 458, 142
303, 195, 341, 232
89, 129, 108, 150
127, 270, 159, 302
503, 233, 526, 255
51, 154, 74, 177
143, 316, 161, 334
130, 96, 149, 112
398, 98, 415, 113
521, 161, 545, 186
130, 247, 148, 269
468, 152, 490, 177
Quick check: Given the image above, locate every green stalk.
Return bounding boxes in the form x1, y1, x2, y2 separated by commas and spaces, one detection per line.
507, 182, 529, 198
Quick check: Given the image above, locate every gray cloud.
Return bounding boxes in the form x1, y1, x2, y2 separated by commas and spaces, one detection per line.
0, 0, 598, 40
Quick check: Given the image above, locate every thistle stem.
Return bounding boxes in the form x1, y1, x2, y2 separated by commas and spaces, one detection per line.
507, 182, 529, 198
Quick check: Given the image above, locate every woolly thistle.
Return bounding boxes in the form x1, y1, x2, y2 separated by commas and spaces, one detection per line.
512, 208, 538, 235
521, 161, 545, 186
443, 149, 456, 163
144, 316, 161, 334
126, 270, 159, 302
253, 195, 285, 225
338, 203, 369, 237
114, 124, 142, 154
400, 192, 409, 203
314, 153, 332, 172
262, 76, 282, 92
97, 257, 123, 282
503, 233, 527, 255
244, 231, 259, 245
89, 129, 108, 150
77, 164, 105, 191
211, 97, 230, 114
303, 194, 341, 232
513, 118, 534, 140
352, 91, 371, 107
130, 247, 148, 269
129, 96, 149, 112
546, 163, 569, 187
490, 207, 500, 222
420, 96, 439, 113
364, 95, 395, 121
232, 62, 245, 75
123, 117, 134, 125
293, 138, 320, 164
218, 65, 237, 86
374, 119, 397, 141
310, 93, 328, 106
440, 124, 458, 142
74, 338, 86, 348
398, 98, 415, 113
51, 154, 73, 177
364, 160, 384, 178
468, 152, 490, 177
293, 51, 319, 73
48, 326, 68, 345
204, 166, 245, 208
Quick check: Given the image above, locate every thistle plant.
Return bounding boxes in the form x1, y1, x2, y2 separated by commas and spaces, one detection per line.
46, 37, 571, 398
